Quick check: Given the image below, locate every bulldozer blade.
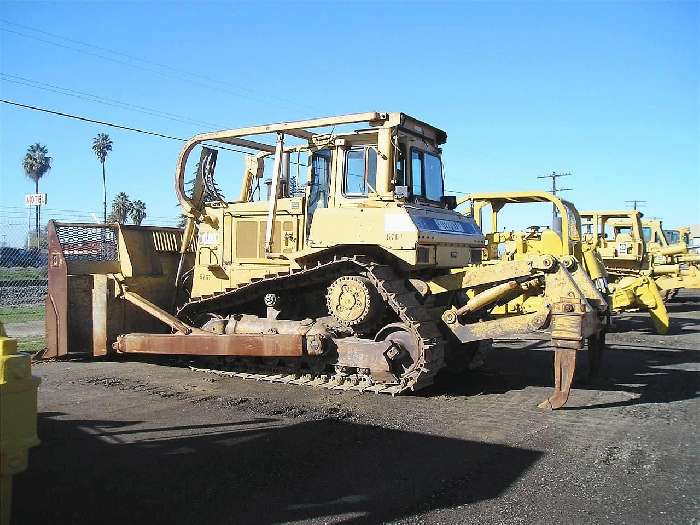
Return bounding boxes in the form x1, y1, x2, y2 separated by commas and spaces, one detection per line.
537, 349, 577, 410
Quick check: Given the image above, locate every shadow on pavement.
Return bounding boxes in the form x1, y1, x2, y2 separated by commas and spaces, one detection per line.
12, 413, 541, 525
612, 312, 700, 335
427, 338, 699, 410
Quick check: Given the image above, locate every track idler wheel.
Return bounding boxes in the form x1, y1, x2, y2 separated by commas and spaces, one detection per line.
375, 323, 420, 380
326, 275, 384, 333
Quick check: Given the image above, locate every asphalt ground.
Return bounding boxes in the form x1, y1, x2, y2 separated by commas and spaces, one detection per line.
11, 292, 699, 524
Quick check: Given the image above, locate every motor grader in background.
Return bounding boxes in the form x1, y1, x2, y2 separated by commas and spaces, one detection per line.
43, 112, 607, 409
459, 192, 669, 334
581, 210, 700, 302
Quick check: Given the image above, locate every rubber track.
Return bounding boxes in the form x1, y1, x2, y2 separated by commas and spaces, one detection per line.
178, 256, 445, 395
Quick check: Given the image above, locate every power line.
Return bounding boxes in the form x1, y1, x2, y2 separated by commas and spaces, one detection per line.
1, 99, 308, 166
2, 98, 191, 141
0, 19, 318, 114
0, 73, 224, 128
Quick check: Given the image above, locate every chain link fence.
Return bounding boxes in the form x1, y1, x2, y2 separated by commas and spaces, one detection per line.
0, 211, 52, 351
0, 247, 48, 307
0, 225, 49, 308
0, 205, 181, 309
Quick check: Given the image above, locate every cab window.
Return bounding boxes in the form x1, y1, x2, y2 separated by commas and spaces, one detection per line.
307, 149, 331, 229
410, 148, 444, 202
344, 146, 377, 196
395, 144, 407, 186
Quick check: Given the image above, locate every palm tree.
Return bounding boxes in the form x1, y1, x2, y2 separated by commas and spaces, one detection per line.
107, 192, 132, 224
92, 133, 113, 223
129, 200, 147, 225
22, 143, 52, 242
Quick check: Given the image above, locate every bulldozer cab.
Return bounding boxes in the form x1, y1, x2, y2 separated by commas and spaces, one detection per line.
459, 191, 583, 261
666, 227, 691, 246
580, 210, 646, 265
174, 112, 484, 300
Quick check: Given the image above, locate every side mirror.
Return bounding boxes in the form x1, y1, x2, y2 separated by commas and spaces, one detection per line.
441, 195, 457, 210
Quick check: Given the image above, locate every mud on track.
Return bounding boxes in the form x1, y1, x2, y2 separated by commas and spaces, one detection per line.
12, 292, 700, 524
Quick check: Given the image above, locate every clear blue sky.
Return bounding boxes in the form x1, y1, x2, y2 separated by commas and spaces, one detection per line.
1, 1, 698, 244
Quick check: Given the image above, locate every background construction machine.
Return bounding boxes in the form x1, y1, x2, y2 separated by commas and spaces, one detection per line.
581, 210, 700, 302
44, 112, 607, 409
663, 226, 694, 248
461, 192, 669, 334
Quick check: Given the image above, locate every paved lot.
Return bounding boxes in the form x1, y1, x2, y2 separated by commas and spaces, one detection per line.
12, 293, 699, 524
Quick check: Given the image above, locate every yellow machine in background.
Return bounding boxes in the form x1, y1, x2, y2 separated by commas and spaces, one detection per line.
0, 323, 40, 525
582, 211, 700, 302
664, 226, 693, 248
461, 193, 669, 334
43, 112, 608, 409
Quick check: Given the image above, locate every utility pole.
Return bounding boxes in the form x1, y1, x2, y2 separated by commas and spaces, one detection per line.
537, 171, 572, 224
625, 199, 646, 211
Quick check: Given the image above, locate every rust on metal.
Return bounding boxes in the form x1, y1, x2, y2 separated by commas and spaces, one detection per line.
114, 332, 305, 357
121, 290, 193, 334
538, 349, 577, 410
550, 298, 601, 349
335, 338, 394, 382
44, 220, 68, 358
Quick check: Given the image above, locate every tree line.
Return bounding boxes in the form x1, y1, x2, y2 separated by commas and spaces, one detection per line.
21, 133, 149, 243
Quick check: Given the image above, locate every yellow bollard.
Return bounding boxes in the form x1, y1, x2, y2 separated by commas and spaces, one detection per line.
0, 323, 40, 525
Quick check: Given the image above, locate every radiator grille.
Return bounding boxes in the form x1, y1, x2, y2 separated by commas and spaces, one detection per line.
55, 224, 118, 261
152, 229, 184, 252
417, 246, 431, 264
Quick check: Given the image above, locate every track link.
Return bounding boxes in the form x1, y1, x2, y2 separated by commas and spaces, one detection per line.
178, 256, 445, 395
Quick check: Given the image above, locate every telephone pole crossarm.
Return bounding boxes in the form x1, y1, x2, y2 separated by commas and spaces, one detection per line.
537, 171, 573, 222
624, 199, 647, 211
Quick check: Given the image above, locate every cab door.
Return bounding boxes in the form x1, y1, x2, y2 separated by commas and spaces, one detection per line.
306, 149, 332, 236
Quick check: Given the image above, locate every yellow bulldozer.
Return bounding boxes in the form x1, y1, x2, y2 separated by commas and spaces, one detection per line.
43, 112, 608, 409
581, 210, 700, 302
641, 219, 700, 299
663, 226, 693, 248
458, 192, 669, 334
